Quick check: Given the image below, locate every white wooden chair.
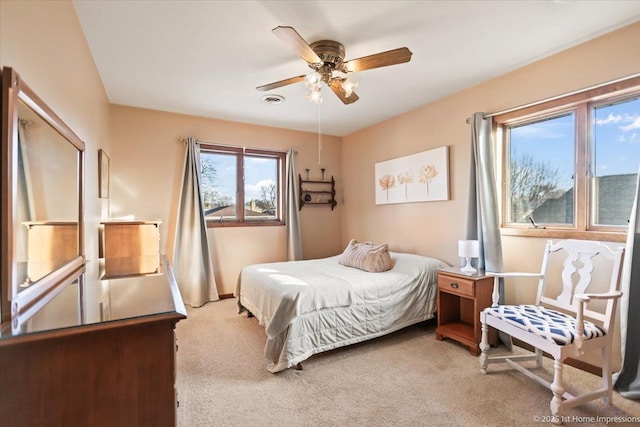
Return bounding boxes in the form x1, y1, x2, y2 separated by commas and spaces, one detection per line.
479, 239, 624, 423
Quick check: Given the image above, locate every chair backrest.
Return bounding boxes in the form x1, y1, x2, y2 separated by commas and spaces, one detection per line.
536, 239, 624, 332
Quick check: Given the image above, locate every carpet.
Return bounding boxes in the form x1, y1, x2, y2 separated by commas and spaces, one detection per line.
176, 299, 640, 426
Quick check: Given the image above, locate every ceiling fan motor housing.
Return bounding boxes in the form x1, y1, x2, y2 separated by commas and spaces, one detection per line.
309, 40, 345, 68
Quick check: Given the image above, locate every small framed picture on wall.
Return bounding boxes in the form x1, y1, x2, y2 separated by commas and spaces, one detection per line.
99, 149, 110, 199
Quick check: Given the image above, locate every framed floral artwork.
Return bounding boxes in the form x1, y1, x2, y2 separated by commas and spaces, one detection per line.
375, 146, 449, 205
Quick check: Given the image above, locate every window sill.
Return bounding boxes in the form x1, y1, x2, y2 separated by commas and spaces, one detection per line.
500, 227, 626, 243
206, 220, 285, 228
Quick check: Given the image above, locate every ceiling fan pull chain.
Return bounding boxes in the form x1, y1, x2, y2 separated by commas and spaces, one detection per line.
318, 103, 323, 166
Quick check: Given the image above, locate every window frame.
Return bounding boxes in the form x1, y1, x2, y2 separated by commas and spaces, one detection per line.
199, 144, 286, 228
495, 76, 640, 242
502, 107, 580, 230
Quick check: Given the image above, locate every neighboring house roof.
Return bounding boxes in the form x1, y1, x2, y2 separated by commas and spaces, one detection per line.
204, 205, 268, 218
531, 173, 636, 225
204, 205, 230, 216
530, 188, 574, 224
592, 174, 637, 225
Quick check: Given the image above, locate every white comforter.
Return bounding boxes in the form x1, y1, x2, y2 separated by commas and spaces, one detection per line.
236, 252, 447, 373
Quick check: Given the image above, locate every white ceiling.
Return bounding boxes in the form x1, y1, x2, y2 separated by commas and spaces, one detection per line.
73, 1, 640, 137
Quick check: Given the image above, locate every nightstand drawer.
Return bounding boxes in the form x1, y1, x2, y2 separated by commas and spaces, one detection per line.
438, 274, 475, 297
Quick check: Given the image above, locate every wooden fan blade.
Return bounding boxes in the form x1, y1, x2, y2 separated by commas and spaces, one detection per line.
329, 80, 359, 105
272, 26, 322, 65
342, 47, 412, 73
256, 75, 305, 91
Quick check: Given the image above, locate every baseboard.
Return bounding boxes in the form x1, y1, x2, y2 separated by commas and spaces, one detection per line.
219, 293, 234, 300
513, 339, 602, 376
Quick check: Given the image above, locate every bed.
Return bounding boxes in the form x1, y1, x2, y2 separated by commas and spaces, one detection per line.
235, 249, 447, 373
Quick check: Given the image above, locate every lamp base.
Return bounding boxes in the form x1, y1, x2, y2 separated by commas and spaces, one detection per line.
460, 258, 476, 275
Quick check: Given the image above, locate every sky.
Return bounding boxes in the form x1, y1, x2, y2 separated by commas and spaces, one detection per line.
594, 99, 640, 176
203, 152, 276, 205
510, 96, 640, 190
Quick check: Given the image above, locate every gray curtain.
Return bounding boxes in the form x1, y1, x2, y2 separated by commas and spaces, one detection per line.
466, 113, 506, 346
614, 167, 640, 398
285, 149, 303, 260
173, 137, 219, 307
465, 113, 504, 276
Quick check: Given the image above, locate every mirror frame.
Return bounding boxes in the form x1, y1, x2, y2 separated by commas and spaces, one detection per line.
1, 67, 85, 322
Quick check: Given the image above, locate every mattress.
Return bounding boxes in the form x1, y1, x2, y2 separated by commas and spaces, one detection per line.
235, 252, 447, 373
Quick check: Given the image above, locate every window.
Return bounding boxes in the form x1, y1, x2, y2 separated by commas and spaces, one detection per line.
507, 113, 575, 226
199, 144, 285, 227
497, 76, 640, 241
592, 99, 640, 226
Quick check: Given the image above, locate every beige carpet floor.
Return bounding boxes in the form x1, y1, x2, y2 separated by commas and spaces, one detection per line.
176, 299, 640, 427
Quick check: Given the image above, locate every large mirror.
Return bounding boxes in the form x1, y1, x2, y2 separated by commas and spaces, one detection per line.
1, 67, 85, 322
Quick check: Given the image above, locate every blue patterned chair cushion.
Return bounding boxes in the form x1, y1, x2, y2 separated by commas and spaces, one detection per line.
485, 305, 605, 346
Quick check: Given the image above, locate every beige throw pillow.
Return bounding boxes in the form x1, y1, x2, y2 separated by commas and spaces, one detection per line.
338, 239, 393, 273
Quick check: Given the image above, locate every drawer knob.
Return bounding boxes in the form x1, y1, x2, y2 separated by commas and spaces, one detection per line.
450, 282, 459, 289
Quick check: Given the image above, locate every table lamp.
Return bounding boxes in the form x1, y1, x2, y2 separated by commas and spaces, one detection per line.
458, 240, 479, 274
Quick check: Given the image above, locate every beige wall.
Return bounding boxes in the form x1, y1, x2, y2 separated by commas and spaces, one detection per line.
341, 22, 640, 369
110, 105, 342, 296
0, 0, 112, 260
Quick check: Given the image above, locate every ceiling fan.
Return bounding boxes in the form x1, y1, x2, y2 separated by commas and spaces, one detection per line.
257, 26, 412, 105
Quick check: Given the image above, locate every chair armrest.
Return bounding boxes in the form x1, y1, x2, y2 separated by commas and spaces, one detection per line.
574, 291, 623, 303
573, 291, 622, 357
485, 272, 544, 307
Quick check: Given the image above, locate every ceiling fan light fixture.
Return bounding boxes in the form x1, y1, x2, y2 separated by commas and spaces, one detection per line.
307, 88, 323, 104
304, 71, 322, 90
341, 78, 358, 97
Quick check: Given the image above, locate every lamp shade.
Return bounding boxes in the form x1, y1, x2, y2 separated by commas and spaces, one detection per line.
458, 240, 479, 258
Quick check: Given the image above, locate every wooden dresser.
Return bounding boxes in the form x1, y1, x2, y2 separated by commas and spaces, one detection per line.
0, 255, 186, 427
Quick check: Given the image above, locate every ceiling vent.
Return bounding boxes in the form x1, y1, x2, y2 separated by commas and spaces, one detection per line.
262, 94, 285, 105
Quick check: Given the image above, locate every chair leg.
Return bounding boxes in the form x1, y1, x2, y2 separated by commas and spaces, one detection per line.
602, 346, 612, 405
550, 358, 565, 423
535, 348, 543, 369
479, 319, 490, 374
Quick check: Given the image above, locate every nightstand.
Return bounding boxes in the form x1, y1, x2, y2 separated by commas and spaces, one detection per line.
435, 267, 497, 355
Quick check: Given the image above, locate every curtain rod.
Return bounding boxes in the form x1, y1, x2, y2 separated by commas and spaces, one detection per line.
465, 71, 640, 124
179, 137, 296, 154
